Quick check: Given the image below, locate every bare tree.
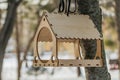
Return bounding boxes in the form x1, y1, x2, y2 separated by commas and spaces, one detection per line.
77, 67, 81, 77
0, 9, 1, 27
0, 0, 22, 80
15, 5, 41, 79
15, 13, 22, 80
18, 15, 41, 78
77, 0, 111, 80
115, 0, 120, 79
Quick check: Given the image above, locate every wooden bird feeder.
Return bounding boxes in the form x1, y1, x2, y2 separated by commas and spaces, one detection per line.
33, 12, 103, 67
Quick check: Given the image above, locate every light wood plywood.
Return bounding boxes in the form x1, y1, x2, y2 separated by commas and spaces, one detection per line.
47, 13, 102, 40
33, 59, 103, 67
33, 12, 103, 67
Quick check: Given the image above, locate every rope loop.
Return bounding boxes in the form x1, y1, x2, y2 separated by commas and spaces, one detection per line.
58, 0, 77, 16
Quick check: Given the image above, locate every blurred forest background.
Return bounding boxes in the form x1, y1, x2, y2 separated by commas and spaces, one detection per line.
0, 0, 120, 80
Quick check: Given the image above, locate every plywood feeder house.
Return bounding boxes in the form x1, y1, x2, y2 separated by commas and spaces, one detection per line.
33, 12, 103, 67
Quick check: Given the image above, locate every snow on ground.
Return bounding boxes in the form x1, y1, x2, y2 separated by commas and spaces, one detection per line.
2, 53, 86, 80
1, 53, 119, 80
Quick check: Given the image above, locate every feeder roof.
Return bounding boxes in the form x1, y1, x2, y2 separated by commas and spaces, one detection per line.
45, 13, 102, 40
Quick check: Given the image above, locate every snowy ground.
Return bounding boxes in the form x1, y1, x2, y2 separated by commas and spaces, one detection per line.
1, 53, 119, 80
2, 53, 86, 80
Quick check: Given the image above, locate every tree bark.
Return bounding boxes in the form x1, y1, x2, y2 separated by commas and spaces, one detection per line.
0, 9, 1, 28
0, 0, 22, 80
115, 0, 120, 79
77, 0, 111, 80
15, 13, 21, 80
77, 67, 81, 77
17, 11, 41, 78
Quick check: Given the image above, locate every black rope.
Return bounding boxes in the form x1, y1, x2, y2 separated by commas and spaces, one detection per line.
69, 0, 77, 13
65, 0, 68, 13
58, 0, 77, 16
58, 0, 65, 13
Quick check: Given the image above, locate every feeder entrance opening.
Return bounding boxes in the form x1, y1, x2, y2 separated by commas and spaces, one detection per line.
38, 27, 53, 42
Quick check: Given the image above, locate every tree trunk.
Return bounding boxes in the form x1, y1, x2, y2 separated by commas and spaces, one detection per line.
18, 10, 41, 78
77, 67, 81, 77
0, 9, 1, 28
0, 1, 22, 80
15, 14, 21, 80
77, 0, 111, 80
115, 0, 120, 79
16, 27, 21, 80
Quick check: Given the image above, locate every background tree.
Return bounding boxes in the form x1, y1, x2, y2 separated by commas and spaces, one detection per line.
77, 0, 111, 80
0, 0, 117, 79
0, 0, 22, 80
115, 0, 120, 79
14, 0, 59, 80
0, 9, 1, 27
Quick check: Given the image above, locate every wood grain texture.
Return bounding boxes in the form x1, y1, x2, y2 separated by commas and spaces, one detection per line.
47, 13, 102, 39
33, 11, 103, 67
33, 59, 103, 67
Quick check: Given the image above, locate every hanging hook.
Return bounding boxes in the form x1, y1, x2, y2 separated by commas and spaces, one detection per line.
69, 0, 77, 13
67, 0, 77, 16
58, 0, 65, 13
58, 0, 77, 16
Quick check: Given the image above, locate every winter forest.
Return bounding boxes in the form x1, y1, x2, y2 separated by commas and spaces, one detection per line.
0, 0, 120, 80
